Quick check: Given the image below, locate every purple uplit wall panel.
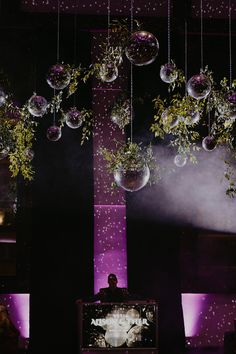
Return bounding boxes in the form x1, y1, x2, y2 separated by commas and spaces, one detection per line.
92, 32, 128, 293
182, 293, 207, 337
92, 89, 125, 206
21, 0, 169, 17
182, 293, 236, 347
94, 205, 127, 294
0, 293, 30, 338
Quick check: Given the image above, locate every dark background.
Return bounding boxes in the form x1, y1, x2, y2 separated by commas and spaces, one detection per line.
0, 1, 235, 354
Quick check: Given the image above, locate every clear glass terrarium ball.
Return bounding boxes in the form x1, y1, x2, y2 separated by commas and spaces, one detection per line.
114, 165, 150, 192
125, 31, 159, 66
186, 73, 211, 99
202, 136, 216, 151
24, 148, 34, 161
160, 62, 178, 83
46, 125, 62, 141
161, 109, 180, 130
99, 62, 118, 83
65, 107, 83, 129
46, 63, 71, 90
174, 154, 187, 167
28, 94, 48, 117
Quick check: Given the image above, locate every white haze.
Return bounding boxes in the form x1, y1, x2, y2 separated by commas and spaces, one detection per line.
131, 145, 236, 233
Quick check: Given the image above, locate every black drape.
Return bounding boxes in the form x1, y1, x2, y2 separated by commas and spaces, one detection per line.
127, 214, 186, 354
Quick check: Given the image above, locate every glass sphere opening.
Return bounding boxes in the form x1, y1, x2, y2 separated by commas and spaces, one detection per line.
114, 166, 150, 192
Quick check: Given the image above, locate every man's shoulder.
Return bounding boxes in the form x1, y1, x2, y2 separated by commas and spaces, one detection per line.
99, 287, 108, 292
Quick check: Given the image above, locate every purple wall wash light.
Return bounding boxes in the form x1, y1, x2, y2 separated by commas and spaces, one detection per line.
92, 32, 128, 294
94, 205, 127, 293
181, 293, 206, 337
182, 293, 236, 347
0, 293, 30, 338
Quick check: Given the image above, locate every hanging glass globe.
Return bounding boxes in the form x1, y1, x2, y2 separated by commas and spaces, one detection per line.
174, 154, 187, 167
202, 136, 216, 151
186, 73, 211, 99
125, 31, 159, 66
65, 107, 83, 129
184, 110, 201, 125
46, 63, 71, 90
160, 62, 178, 83
0, 88, 7, 107
46, 125, 62, 141
114, 165, 150, 192
162, 109, 180, 130
0, 146, 10, 160
99, 62, 118, 83
28, 94, 48, 117
24, 148, 34, 161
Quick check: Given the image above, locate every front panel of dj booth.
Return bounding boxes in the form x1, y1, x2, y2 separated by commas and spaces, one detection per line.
76, 300, 158, 354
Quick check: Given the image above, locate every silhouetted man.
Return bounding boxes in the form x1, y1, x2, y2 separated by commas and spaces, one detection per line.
92, 273, 130, 302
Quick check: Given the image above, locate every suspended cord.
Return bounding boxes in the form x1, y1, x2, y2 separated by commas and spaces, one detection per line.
200, 0, 203, 68
167, 0, 171, 63
130, 0, 134, 32
229, 0, 232, 88
130, 0, 134, 143
107, 0, 111, 47
57, 0, 60, 62
208, 111, 211, 135
184, 20, 188, 95
130, 62, 133, 143
73, 8, 78, 106
54, 0, 60, 125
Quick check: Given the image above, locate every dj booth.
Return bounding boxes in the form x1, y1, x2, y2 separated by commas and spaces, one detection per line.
76, 300, 158, 354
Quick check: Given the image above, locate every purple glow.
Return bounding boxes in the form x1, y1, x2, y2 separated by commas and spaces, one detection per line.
94, 205, 127, 294
92, 31, 128, 295
0, 294, 30, 338
0, 238, 16, 243
182, 293, 236, 347
182, 293, 207, 336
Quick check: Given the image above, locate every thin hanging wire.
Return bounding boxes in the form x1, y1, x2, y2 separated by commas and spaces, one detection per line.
130, 0, 134, 143
167, 0, 171, 63
56, 0, 60, 62
208, 111, 211, 135
200, 0, 203, 68
184, 20, 188, 95
107, 0, 111, 48
228, 0, 232, 88
73, 9, 78, 106
53, 0, 60, 126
